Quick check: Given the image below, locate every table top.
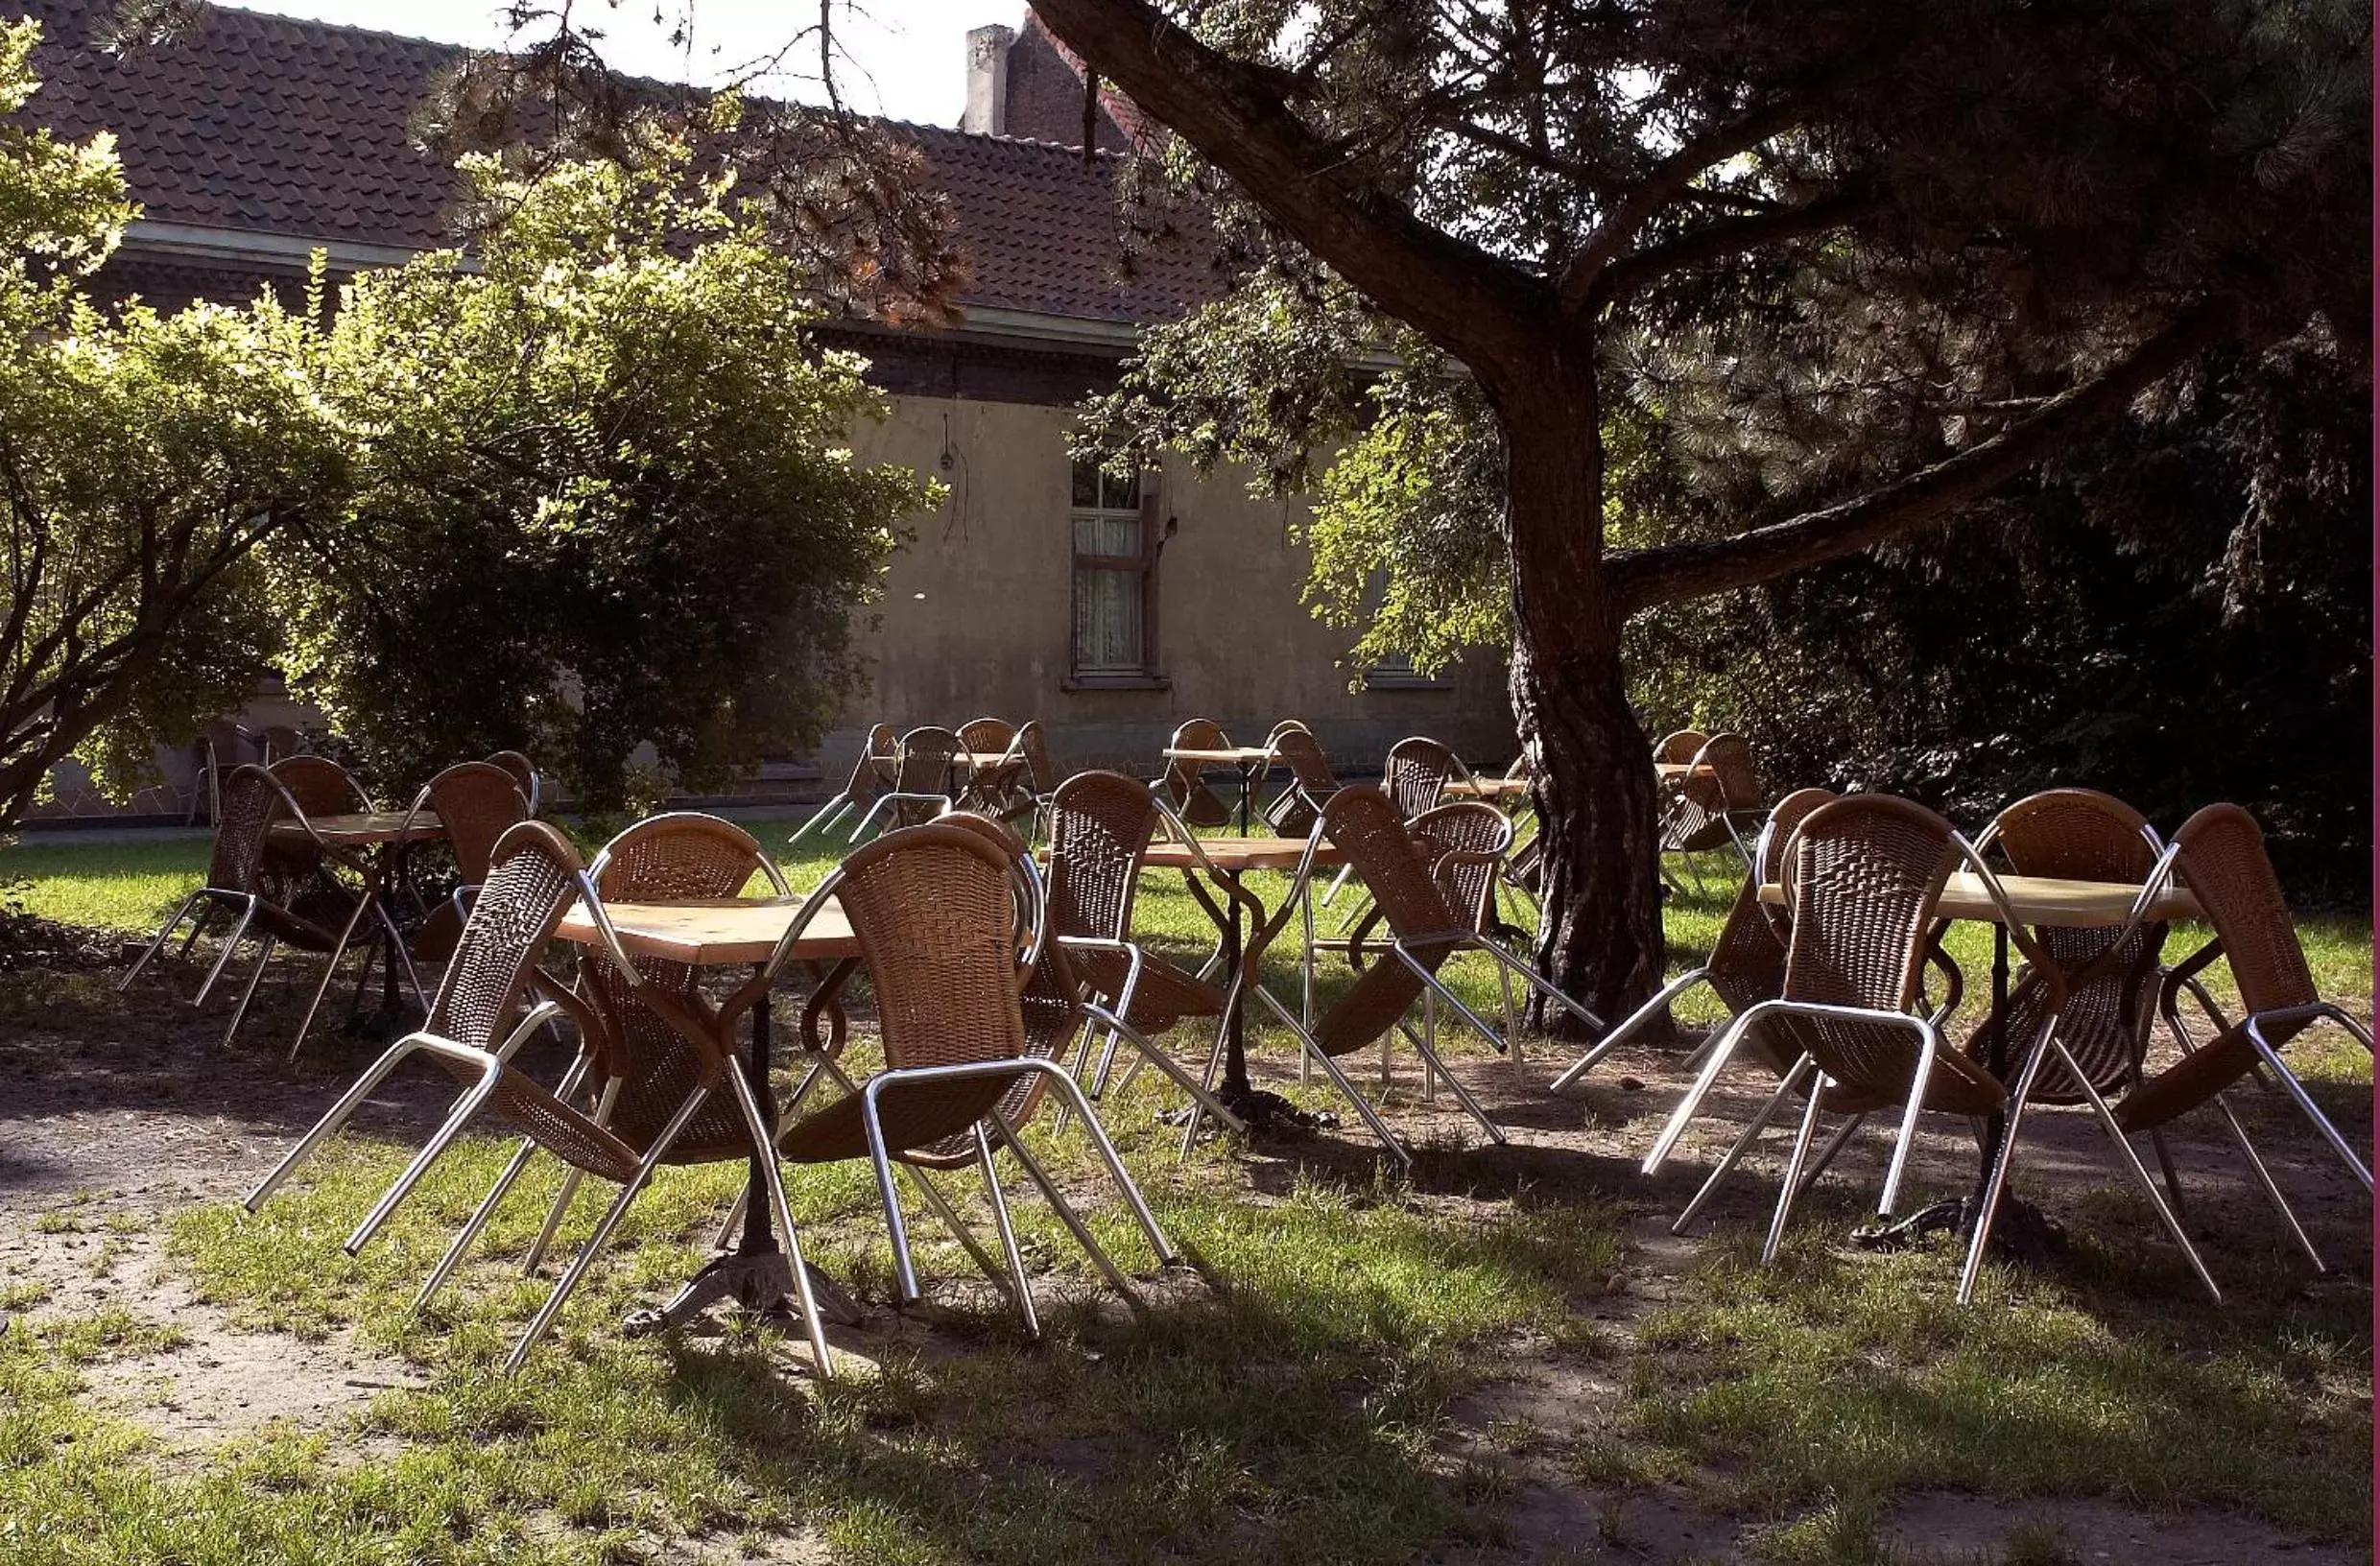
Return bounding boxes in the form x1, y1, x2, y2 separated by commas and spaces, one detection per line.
554, 895, 859, 965
1654, 762, 1718, 779
1759, 871, 2202, 929
1140, 835, 1346, 872
1446, 776, 1529, 798
270, 811, 442, 847
954, 750, 1016, 768
1163, 747, 1274, 766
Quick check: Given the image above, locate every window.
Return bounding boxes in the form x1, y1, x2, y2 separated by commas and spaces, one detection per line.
1069, 460, 1163, 682
1364, 651, 1454, 690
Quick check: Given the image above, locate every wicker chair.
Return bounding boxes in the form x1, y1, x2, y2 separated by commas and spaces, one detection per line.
1320, 734, 1464, 911
240, 820, 598, 1246
1041, 771, 1249, 1127
1009, 720, 1062, 838
790, 724, 897, 848
1316, 798, 1564, 1078
848, 724, 963, 839
1638, 795, 2113, 1267
1161, 718, 1236, 828
1261, 724, 1343, 839
123, 762, 404, 1052
1552, 787, 1839, 1098
955, 717, 1026, 818
1659, 731, 1762, 892
774, 821, 1178, 1333
1937, 791, 2230, 1302
258, 724, 305, 765
396, 761, 533, 965
488, 812, 801, 1271
485, 750, 540, 816
1236, 788, 1602, 1162
2084, 804, 2374, 1278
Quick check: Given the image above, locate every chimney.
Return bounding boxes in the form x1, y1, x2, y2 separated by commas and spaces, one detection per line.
962, 24, 1014, 134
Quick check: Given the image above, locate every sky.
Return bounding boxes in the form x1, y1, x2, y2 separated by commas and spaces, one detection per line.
215, 1, 1017, 127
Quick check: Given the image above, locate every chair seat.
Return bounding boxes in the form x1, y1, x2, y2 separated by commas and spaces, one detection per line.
2113, 1010, 2316, 1132
1069, 945, 1226, 1034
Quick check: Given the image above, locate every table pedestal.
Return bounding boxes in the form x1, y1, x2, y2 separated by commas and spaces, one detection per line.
621, 990, 863, 1337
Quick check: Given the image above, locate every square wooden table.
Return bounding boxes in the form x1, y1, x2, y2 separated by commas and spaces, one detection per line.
1161, 746, 1278, 833
1139, 835, 1345, 1116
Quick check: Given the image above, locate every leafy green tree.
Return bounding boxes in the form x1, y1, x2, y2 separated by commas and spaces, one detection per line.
1028, 0, 2368, 1022
275, 148, 935, 809
0, 18, 343, 825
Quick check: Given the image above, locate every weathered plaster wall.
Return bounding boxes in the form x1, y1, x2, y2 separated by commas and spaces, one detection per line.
829, 392, 1515, 782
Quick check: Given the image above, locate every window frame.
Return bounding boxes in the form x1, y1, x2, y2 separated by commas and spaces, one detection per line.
1064, 460, 1169, 689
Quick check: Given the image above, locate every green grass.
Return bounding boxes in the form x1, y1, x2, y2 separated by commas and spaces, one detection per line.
1614, 1215, 2373, 1540
14, 1119, 1627, 1566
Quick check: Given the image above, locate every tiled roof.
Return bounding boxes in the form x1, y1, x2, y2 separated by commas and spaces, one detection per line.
14, 0, 1216, 326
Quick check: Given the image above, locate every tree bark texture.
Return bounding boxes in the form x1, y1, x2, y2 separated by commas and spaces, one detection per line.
1490, 349, 1666, 1033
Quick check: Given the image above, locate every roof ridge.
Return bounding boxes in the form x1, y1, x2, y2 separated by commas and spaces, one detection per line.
193, 0, 464, 59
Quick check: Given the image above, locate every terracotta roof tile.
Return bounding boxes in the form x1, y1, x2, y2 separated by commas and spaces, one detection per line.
16, 0, 1217, 326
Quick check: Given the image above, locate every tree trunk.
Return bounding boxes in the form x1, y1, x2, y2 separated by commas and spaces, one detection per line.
1491, 345, 1667, 1036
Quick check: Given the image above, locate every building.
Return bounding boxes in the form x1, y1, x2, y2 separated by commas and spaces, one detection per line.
16, 0, 1513, 811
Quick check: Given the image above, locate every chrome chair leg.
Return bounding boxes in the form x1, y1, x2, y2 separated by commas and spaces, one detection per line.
1671, 1055, 1813, 1235
993, 1111, 1141, 1303
905, 1165, 1011, 1290
722, 1062, 833, 1378
193, 904, 255, 1005
1762, 1076, 1828, 1264
223, 934, 277, 1049
344, 1058, 506, 1255
121, 893, 202, 991
2211, 1094, 2326, 1273
525, 1078, 618, 1275
974, 1126, 1040, 1339
504, 1088, 714, 1375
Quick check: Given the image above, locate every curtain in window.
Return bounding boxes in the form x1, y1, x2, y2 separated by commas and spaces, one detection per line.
1072, 514, 1144, 670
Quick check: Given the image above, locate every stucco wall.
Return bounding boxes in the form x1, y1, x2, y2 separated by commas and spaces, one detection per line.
831, 392, 1516, 783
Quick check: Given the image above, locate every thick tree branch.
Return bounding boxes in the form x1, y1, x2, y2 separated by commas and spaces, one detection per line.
1557, 98, 1801, 312
1030, 0, 1554, 375
1606, 302, 2238, 614
1591, 187, 1887, 306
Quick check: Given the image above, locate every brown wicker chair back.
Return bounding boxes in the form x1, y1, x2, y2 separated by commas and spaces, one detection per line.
206, 764, 283, 893
1691, 787, 1836, 1072
821, 822, 1039, 1153
484, 750, 539, 815
422, 762, 532, 884
1265, 726, 1342, 837
427, 820, 583, 1048
1310, 787, 1464, 1058
1014, 721, 1059, 795
892, 725, 963, 826
959, 717, 1016, 755
1047, 770, 1158, 943
1777, 794, 1999, 1115
1973, 788, 2164, 1103
1382, 736, 1457, 819
1654, 729, 1709, 765
584, 814, 780, 1160
271, 754, 371, 818
2170, 804, 2317, 1019
1409, 801, 1513, 934
1162, 718, 1235, 827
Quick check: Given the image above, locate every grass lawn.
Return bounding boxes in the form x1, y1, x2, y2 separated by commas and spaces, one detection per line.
0, 812, 2368, 1564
